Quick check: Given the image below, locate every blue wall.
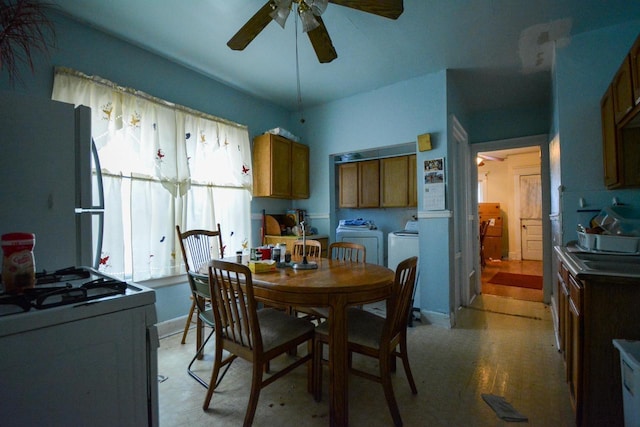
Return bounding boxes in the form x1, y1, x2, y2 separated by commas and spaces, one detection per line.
290, 72, 453, 319
553, 21, 640, 242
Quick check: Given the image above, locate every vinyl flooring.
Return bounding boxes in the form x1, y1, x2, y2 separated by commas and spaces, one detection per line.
157, 291, 574, 426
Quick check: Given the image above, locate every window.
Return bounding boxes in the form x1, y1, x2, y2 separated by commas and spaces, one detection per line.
52, 68, 252, 282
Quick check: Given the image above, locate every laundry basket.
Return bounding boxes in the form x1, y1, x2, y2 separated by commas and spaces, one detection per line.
613, 339, 640, 427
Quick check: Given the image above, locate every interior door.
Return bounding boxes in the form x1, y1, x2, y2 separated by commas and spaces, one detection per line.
520, 174, 542, 260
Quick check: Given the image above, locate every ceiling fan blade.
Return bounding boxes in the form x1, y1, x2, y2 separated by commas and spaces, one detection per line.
307, 16, 337, 63
328, 0, 403, 19
227, 1, 275, 50
478, 154, 505, 162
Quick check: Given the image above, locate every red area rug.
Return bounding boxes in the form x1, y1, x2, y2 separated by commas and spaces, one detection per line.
488, 272, 542, 290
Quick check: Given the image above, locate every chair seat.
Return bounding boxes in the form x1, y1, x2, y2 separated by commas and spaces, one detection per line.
258, 308, 315, 351
316, 307, 385, 349
220, 308, 315, 353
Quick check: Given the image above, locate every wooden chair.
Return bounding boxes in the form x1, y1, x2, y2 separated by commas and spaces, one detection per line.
292, 239, 322, 258
203, 260, 315, 426
183, 271, 233, 388
313, 256, 419, 427
328, 241, 366, 262
176, 225, 224, 346
298, 241, 367, 320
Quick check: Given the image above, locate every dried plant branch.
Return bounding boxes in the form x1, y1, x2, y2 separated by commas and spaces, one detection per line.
0, 0, 56, 85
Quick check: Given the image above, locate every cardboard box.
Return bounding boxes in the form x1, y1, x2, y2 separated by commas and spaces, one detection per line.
483, 236, 502, 260
479, 214, 503, 237
479, 203, 501, 215
248, 260, 277, 273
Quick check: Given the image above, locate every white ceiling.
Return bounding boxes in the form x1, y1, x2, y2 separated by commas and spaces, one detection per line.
51, 0, 640, 112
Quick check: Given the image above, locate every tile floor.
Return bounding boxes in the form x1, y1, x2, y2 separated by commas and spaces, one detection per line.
158, 293, 575, 426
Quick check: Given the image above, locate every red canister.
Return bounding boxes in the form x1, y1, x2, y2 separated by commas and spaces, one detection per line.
1, 233, 36, 293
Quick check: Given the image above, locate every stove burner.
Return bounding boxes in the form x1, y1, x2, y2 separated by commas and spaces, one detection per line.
1, 267, 128, 316
36, 267, 91, 284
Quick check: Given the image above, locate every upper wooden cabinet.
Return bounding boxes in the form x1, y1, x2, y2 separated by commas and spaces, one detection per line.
631, 35, 640, 104
408, 155, 417, 207
600, 86, 620, 188
290, 142, 309, 199
600, 32, 640, 189
339, 155, 416, 208
252, 133, 309, 199
338, 162, 358, 208
338, 160, 380, 208
358, 160, 380, 208
381, 155, 418, 207
612, 56, 634, 123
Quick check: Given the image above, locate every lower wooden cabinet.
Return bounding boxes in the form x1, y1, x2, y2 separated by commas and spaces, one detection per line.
556, 255, 640, 426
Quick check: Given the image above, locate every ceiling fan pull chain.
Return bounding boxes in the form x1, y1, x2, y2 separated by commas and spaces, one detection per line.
295, 7, 306, 123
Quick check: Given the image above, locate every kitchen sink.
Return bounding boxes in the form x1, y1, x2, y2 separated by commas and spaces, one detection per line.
580, 261, 640, 275
570, 251, 640, 278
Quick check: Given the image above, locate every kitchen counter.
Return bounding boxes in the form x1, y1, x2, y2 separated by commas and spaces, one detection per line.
555, 244, 640, 280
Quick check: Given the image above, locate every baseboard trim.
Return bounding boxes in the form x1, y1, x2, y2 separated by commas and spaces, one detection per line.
156, 315, 189, 339
420, 309, 453, 328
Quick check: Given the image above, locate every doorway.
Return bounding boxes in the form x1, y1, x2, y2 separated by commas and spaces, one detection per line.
471, 135, 550, 304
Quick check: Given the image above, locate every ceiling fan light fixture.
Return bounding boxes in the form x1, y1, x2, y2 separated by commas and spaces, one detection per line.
298, 2, 320, 32
270, 0, 293, 29
305, 0, 328, 16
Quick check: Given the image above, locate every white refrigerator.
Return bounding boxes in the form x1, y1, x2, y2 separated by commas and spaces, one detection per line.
0, 91, 158, 426
0, 90, 103, 271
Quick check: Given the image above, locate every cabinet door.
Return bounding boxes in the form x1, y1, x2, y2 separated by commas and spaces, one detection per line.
631, 35, 640, 105
358, 160, 380, 208
408, 154, 417, 207
338, 163, 359, 208
252, 134, 291, 198
291, 142, 309, 199
620, 126, 640, 187
613, 56, 634, 123
601, 86, 620, 188
270, 135, 293, 197
380, 156, 409, 207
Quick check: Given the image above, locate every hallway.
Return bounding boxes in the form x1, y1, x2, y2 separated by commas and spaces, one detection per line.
158, 293, 573, 426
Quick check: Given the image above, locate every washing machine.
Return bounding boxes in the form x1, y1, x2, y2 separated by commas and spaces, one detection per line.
335, 225, 384, 265
388, 220, 420, 309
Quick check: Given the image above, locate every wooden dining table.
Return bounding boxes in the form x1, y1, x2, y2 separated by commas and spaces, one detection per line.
198, 256, 394, 427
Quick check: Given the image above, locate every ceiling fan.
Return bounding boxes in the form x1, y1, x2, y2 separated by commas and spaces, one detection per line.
478, 154, 505, 162
476, 154, 505, 167
227, 0, 404, 64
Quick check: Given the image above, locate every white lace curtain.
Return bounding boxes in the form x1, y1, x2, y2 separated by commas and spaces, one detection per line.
52, 67, 253, 281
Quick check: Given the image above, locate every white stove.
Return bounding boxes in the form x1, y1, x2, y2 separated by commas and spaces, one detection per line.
0, 266, 158, 426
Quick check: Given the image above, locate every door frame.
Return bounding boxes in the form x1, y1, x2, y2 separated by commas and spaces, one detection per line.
451, 116, 473, 313
469, 134, 552, 304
